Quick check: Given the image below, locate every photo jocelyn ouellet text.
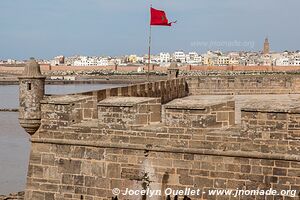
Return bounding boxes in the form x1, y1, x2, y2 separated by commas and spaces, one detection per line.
112, 187, 297, 198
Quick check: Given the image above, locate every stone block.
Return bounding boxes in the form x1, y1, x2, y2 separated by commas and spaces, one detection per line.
137, 105, 149, 113
74, 175, 84, 186
95, 177, 110, 189
287, 169, 300, 176
85, 176, 95, 187
84, 109, 92, 119
264, 176, 278, 184
45, 193, 55, 200
30, 153, 42, 164
275, 161, 290, 168
40, 183, 59, 192
31, 191, 45, 200
194, 177, 213, 188
241, 165, 251, 173
33, 165, 44, 178
149, 104, 161, 113
62, 174, 73, 185
179, 175, 194, 185
229, 112, 235, 125
227, 180, 245, 189
136, 114, 148, 125
121, 168, 142, 180
57, 159, 82, 174
91, 162, 105, 177
150, 112, 161, 122
216, 112, 229, 122
107, 163, 121, 178
41, 154, 55, 166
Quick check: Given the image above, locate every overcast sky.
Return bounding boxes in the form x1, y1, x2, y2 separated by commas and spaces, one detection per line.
0, 0, 299, 60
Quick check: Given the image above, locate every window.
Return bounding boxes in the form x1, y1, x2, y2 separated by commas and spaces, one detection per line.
27, 83, 31, 91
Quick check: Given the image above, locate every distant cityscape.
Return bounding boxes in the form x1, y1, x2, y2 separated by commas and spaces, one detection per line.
1, 38, 300, 67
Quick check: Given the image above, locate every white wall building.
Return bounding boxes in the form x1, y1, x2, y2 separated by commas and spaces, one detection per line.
73, 56, 109, 66
186, 52, 202, 65
7, 59, 17, 64
97, 58, 109, 66
173, 51, 186, 63
290, 57, 300, 66
74, 57, 96, 66
217, 56, 230, 66
50, 55, 65, 66
159, 53, 171, 63
275, 58, 290, 66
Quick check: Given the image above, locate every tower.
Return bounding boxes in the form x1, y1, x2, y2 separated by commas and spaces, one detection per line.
168, 62, 179, 79
263, 37, 270, 54
19, 58, 46, 135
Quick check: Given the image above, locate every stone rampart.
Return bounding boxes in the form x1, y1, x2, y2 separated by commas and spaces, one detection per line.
22, 76, 300, 200
187, 75, 300, 95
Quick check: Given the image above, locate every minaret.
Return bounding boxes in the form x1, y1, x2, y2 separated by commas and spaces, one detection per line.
19, 58, 46, 135
263, 37, 270, 54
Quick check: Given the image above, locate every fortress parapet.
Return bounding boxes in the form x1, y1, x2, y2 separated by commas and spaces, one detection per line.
20, 71, 300, 200
18, 58, 45, 135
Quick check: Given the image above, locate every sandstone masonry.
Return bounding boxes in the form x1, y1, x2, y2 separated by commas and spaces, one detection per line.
18, 60, 300, 200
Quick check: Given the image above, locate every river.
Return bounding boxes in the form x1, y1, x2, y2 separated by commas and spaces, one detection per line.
0, 84, 124, 194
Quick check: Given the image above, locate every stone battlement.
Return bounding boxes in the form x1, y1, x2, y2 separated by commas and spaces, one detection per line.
20, 71, 300, 200
186, 74, 300, 95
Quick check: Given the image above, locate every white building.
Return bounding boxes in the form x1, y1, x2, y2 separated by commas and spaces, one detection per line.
7, 59, 17, 64
275, 58, 290, 66
290, 56, 300, 66
228, 52, 240, 66
173, 51, 186, 63
217, 56, 230, 66
74, 57, 96, 66
50, 55, 65, 66
97, 58, 109, 66
202, 52, 216, 66
108, 58, 122, 66
160, 52, 171, 63
73, 56, 109, 66
186, 52, 202, 65
274, 52, 300, 66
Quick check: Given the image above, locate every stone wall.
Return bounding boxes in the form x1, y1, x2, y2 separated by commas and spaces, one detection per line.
25, 139, 300, 200
80, 78, 187, 104
24, 99, 300, 199
21, 77, 300, 200
26, 113, 300, 200
38, 78, 187, 133
98, 97, 161, 129
187, 75, 300, 95
40, 95, 97, 132
163, 99, 235, 129
241, 106, 300, 154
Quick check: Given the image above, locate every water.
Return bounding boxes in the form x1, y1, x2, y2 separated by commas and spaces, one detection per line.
0, 112, 30, 194
0, 84, 125, 109
0, 84, 124, 194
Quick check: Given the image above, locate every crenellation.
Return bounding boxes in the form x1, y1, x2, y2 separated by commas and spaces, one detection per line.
16, 67, 300, 199
187, 75, 300, 95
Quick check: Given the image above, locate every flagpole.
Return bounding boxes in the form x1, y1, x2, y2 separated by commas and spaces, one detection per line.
148, 26, 152, 82
147, 5, 152, 82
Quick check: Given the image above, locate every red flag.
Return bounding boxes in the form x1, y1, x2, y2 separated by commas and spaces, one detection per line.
150, 7, 176, 26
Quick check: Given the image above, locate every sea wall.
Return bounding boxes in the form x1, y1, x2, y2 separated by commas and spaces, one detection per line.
21, 76, 300, 200
24, 88, 300, 199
